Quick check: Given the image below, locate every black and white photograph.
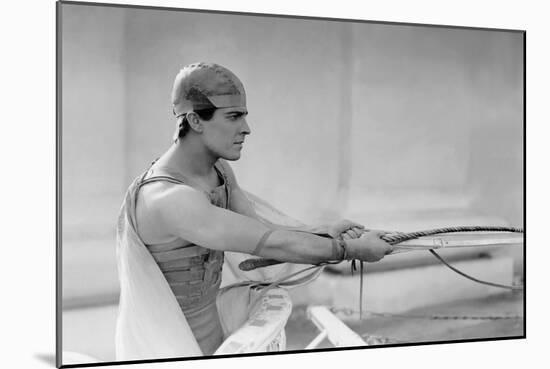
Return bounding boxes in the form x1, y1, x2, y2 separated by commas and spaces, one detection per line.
56, 1, 525, 367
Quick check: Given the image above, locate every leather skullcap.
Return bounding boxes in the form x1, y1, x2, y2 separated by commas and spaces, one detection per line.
171, 62, 246, 118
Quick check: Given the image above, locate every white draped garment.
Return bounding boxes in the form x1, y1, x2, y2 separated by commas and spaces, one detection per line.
115, 174, 318, 361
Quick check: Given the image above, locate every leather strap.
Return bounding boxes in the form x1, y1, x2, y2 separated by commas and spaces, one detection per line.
252, 229, 275, 255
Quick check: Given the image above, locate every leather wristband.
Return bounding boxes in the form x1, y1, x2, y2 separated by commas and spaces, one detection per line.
331, 238, 349, 261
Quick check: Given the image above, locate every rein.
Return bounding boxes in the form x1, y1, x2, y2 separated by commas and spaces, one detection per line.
239, 226, 523, 271
238, 226, 524, 319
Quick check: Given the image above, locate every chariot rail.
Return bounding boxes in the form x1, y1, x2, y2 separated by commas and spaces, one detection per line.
391, 232, 523, 251
306, 306, 366, 348
214, 288, 292, 355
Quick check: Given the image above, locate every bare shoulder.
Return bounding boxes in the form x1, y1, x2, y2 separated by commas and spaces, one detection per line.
136, 181, 212, 244
138, 181, 210, 216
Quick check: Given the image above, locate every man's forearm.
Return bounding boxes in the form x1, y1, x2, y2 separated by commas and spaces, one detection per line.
255, 229, 339, 264
259, 220, 330, 237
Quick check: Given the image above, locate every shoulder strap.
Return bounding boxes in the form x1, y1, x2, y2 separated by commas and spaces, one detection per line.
214, 161, 231, 208
138, 162, 188, 188
138, 170, 216, 200
213, 161, 228, 184
139, 175, 186, 188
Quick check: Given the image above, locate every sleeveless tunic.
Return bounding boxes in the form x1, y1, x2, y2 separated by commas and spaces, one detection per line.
136, 162, 230, 355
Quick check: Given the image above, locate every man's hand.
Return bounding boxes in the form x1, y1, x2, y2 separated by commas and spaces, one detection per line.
344, 230, 394, 262
323, 219, 365, 240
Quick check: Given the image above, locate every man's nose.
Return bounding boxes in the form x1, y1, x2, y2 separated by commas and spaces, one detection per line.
241, 118, 251, 135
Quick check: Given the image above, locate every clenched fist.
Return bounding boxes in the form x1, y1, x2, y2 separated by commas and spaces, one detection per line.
324, 219, 365, 240
344, 230, 393, 262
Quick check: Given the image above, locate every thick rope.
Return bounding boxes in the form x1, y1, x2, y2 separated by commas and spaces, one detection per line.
381, 225, 524, 244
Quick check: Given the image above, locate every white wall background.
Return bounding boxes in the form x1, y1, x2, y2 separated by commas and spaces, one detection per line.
61, 2, 523, 232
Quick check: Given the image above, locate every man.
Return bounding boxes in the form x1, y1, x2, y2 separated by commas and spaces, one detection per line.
115, 62, 392, 359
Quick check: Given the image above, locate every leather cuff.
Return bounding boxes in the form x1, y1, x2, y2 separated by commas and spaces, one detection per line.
331, 238, 349, 261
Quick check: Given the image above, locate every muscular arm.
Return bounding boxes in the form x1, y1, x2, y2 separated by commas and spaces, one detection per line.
153, 184, 338, 264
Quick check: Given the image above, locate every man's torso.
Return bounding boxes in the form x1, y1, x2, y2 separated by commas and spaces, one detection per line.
133, 162, 231, 354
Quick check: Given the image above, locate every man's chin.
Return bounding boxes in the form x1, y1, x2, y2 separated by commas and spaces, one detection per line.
222, 152, 241, 161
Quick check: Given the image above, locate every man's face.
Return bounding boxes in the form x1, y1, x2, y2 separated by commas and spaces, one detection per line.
201, 107, 250, 161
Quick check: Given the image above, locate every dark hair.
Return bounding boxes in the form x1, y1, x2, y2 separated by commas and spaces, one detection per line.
177, 108, 217, 140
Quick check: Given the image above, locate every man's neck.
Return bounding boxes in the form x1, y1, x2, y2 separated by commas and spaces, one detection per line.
161, 139, 218, 179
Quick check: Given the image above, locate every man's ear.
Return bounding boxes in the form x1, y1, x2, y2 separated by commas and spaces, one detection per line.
186, 112, 203, 133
